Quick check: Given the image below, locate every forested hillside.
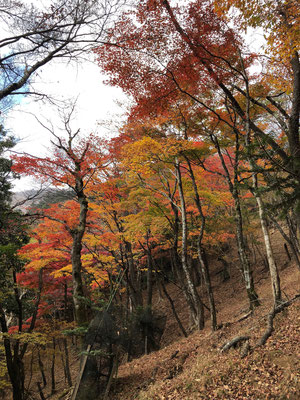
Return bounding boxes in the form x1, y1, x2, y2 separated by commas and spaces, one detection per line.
0, 0, 299, 399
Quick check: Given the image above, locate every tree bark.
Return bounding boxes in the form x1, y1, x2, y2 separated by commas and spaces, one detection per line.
252, 182, 282, 305
72, 166, 89, 326
37, 347, 47, 388
288, 52, 300, 236
0, 305, 24, 400
168, 184, 201, 329
51, 339, 56, 395
176, 158, 205, 329
63, 338, 72, 387
211, 134, 260, 309
270, 216, 300, 269
233, 187, 260, 309
185, 157, 217, 330
123, 241, 143, 310
160, 278, 188, 337
240, 48, 282, 306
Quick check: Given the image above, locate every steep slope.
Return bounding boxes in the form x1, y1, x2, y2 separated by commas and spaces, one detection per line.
3, 225, 299, 400
111, 260, 300, 399
107, 222, 300, 400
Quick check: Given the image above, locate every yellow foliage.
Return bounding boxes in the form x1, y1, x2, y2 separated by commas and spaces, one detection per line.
122, 136, 207, 176
214, 0, 299, 60
0, 332, 50, 346
51, 264, 72, 278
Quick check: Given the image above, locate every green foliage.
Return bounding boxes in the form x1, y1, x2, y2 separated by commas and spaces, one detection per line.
1, 331, 50, 346
0, 126, 16, 225
80, 349, 112, 357
63, 326, 89, 337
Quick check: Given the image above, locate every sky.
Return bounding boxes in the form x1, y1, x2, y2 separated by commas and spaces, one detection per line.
0, 0, 129, 192
5, 58, 127, 191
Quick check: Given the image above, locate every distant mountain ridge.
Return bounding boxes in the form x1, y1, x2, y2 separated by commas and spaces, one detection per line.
12, 188, 74, 212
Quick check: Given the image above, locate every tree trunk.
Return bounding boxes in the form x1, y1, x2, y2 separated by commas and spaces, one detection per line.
63, 338, 72, 387
0, 305, 24, 400
288, 52, 300, 237
270, 216, 300, 269
145, 247, 153, 355
146, 253, 153, 309
72, 173, 89, 326
51, 339, 56, 395
185, 157, 217, 331
37, 347, 47, 388
211, 134, 259, 310
161, 278, 188, 337
287, 215, 300, 254
252, 179, 282, 305
233, 192, 260, 309
176, 159, 205, 329
123, 241, 143, 310
241, 50, 281, 306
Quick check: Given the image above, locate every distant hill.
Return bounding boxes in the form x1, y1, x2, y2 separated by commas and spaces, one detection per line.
12, 188, 74, 212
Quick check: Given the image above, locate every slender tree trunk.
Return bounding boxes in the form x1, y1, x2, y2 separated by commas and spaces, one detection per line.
211, 134, 260, 310
145, 245, 153, 355
198, 247, 217, 329
63, 338, 72, 387
287, 215, 300, 254
155, 264, 164, 302
169, 188, 201, 329
146, 253, 153, 309
241, 45, 281, 306
161, 278, 188, 337
288, 52, 300, 237
252, 177, 282, 305
37, 347, 47, 388
72, 174, 89, 326
37, 382, 46, 400
0, 305, 24, 400
171, 246, 198, 324
123, 241, 143, 309
185, 157, 217, 331
270, 216, 300, 269
12, 270, 22, 332
233, 191, 260, 309
64, 281, 69, 320
51, 339, 56, 395
176, 159, 205, 329
71, 230, 88, 326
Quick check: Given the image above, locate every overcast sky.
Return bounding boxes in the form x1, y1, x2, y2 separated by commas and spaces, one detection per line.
6, 57, 127, 191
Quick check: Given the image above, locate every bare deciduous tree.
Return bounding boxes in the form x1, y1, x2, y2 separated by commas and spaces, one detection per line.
0, 0, 126, 106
